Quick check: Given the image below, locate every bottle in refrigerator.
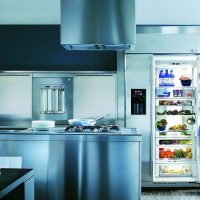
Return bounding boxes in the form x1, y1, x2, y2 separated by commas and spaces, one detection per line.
169, 70, 175, 86
164, 69, 169, 86
159, 70, 165, 86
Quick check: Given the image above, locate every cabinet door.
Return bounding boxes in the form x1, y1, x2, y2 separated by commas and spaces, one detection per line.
137, 0, 200, 25
0, 75, 32, 127
73, 75, 116, 124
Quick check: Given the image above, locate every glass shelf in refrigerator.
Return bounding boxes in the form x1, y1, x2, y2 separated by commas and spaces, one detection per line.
156, 86, 195, 89
156, 65, 196, 70
156, 138, 194, 146
156, 130, 195, 138
156, 99, 195, 106
156, 115, 195, 117
155, 106, 195, 115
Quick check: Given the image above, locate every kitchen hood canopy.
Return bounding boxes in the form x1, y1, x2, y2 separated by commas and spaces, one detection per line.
61, 0, 136, 50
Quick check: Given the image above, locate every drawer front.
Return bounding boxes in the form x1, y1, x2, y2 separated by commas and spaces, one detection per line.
156, 145, 195, 161
155, 164, 197, 179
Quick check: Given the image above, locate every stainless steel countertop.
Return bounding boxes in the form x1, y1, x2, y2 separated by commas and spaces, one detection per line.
0, 128, 142, 142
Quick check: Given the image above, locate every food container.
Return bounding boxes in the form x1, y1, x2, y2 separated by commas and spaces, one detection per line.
183, 89, 193, 97
156, 88, 170, 97
173, 89, 183, 97
181, 79, 192, 86
157, 125, 166, 131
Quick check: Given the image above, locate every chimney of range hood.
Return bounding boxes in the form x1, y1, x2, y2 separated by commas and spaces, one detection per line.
60, 0, 136, 50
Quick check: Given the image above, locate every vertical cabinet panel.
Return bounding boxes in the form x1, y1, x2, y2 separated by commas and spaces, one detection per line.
136, 0, 200, 25
73, 75, 116, 124
0, 75, 32, 127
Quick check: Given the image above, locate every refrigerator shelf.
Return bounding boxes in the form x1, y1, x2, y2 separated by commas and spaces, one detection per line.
156, 99, 195, 106
156, 134, 194, 138
156, 138, 194, 146
156, 130, 193, 133
155, 159, 195, 163
158, 144, 193, 148
159, 172, 192, 177
156, 135, 195, 138
155, 66, 195, 70
155, 97, 195, 100
156, 86, 195, 90
156, 105, 194, 107
155, 114, 195, 117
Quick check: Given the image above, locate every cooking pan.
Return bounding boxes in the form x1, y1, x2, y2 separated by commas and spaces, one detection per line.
68, 115, 108, 126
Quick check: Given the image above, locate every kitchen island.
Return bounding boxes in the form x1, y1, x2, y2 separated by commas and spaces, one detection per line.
0, 128, 141, 200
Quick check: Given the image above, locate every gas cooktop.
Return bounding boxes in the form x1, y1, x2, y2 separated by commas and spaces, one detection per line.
64, 125, 120, 133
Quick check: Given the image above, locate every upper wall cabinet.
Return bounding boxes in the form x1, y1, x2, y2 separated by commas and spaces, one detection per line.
1, 0, 200, 25
136, 0, 200, 25
0, 0, 60, 24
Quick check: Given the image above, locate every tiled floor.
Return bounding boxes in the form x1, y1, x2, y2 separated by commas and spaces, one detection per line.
142, 189, 200, 200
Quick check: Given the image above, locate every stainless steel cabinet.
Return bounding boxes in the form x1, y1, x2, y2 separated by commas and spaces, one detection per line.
0, 134, 141, 200
73, 74, 116, 124
136, 0, 200, 25
0, 74, 32, 127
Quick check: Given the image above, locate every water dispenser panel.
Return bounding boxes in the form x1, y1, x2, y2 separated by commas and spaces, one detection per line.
40, 85, 65, 114
131, 89, 146, 115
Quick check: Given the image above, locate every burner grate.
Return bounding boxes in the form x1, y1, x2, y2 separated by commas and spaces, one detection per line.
64, 125, 120, 133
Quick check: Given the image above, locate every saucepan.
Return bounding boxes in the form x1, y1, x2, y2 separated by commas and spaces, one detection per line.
68, 115, 109, 126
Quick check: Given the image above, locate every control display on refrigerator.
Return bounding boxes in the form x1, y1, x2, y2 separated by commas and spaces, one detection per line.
152, 55, 199, 182
131, 89, 146, 115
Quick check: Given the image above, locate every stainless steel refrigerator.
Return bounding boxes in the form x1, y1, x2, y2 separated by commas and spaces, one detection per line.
123, 53, 200, 187
120, 25, 200, 187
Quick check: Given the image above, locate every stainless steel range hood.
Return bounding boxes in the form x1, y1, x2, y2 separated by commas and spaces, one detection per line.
61, 0, 136, 50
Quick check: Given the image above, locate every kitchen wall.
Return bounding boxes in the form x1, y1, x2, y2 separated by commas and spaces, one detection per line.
0, 25, 117, 71
1, 0, 200, 25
